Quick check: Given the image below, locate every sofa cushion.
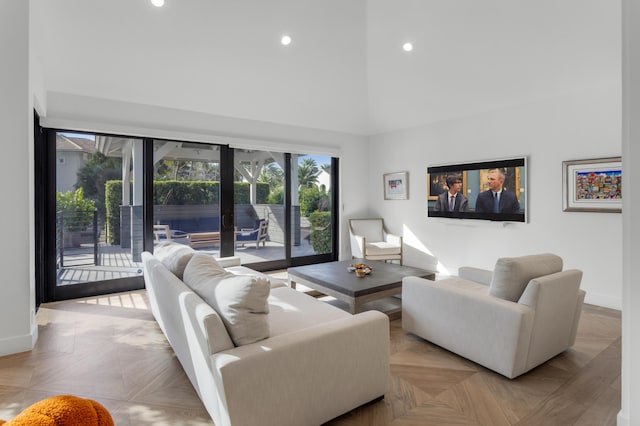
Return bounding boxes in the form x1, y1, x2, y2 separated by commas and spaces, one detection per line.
226, 266, 287, 289
489, 253, 563, 302
183, 253, 271, 346
267, 287, 351, 337
153, 241, 195, 279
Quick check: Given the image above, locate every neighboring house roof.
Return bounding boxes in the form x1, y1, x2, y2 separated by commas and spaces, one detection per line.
56, 134, 97, 154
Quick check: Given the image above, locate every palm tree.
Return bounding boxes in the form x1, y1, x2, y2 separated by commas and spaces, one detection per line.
258, 162, 284, 190
298, 158, 321, 188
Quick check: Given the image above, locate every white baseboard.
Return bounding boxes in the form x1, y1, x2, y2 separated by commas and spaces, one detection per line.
0, 325, 37, 357
584, 292, 622, 311
617, 410, 628, 426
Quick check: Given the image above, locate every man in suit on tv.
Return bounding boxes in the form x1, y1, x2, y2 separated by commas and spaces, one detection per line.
434, 174, 468, 212
475, 168, 520, 213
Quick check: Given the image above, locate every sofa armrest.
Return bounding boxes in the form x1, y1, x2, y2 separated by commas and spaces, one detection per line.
402, 276, 534, 378
212, 311, 389, 426
215, 256, 241, 268
517, 269, 584, 368
458, 266, 492, 285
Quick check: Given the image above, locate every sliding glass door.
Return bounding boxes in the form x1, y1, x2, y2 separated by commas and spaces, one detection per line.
152, 140, 222, 255
45, 131, 146, 300
232, 149, 286, 266
36, 128, 339, 302
291, 154, 338, 264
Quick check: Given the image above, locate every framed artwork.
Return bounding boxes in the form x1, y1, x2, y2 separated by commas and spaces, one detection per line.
383, 172, 409, 200
563, 157, 622, 212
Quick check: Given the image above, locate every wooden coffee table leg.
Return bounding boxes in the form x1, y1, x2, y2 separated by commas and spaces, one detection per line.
352, 298, 362, 314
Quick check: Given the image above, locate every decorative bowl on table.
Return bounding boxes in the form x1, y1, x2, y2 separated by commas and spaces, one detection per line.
351, 263, 372, 277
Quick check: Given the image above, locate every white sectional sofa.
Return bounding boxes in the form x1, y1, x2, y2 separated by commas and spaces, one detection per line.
142, 245, 390, 426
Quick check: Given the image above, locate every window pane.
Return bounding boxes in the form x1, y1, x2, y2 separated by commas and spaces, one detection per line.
56, 132, 144, 285
291, 154, 333, 257
233, 149, 285, 264
153, 140, 221, 255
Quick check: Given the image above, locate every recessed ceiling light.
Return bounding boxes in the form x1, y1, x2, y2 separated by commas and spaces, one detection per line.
402, 42, 414, 52
151, 0, 165, 7
281, 35, 292, 46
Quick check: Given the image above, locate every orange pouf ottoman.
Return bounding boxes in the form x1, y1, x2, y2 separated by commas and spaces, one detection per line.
0, 395, 114, 426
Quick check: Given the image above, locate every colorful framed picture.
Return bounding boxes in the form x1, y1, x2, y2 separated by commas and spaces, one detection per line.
563, 157, 622, 212
383, 171, 409, 200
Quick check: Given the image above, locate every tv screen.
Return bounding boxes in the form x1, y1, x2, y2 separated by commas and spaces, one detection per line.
427, 157, 527, 222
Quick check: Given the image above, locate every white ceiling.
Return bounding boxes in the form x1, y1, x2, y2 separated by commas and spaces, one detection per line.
31, 0, 620, 136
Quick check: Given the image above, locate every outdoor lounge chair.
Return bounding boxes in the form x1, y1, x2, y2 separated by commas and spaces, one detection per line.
235, 218, 269, 249
153, 224, 188, 242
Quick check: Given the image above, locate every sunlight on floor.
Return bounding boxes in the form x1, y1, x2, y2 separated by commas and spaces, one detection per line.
77, 291, 149, 310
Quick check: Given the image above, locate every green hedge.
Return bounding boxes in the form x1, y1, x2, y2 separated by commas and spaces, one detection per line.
104, 180, 270, 245
105, 180, 123, 245
308, 211, 332, 254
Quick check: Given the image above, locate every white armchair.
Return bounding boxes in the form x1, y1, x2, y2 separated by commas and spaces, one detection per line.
402, 253, 585, 379
349, 218, 403, 265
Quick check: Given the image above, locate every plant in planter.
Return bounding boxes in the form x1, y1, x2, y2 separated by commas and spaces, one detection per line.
56, 188, 96, 247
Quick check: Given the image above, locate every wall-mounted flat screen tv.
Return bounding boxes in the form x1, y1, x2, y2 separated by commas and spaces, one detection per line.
427, 157, 527, 222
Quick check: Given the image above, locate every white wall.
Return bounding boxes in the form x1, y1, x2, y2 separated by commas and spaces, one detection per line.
368, 86, 622, 309
0, 0, 37, 356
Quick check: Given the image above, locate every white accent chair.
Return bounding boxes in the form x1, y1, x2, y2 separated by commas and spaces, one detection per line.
402, 253, 585, 379
349, 218, 403, 265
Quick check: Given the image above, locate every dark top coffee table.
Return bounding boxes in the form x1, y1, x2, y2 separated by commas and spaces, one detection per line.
288, 259, 436, 318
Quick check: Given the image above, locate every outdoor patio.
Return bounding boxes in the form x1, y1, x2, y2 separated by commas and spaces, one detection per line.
57, 238, 317, 286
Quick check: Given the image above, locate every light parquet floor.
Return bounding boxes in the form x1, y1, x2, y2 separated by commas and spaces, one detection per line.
0, 291, 620, 426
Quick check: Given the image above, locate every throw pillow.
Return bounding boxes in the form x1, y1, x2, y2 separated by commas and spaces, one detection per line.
153, 241, 195, 279
183, 253, 271, 346
489, 253, 563, 302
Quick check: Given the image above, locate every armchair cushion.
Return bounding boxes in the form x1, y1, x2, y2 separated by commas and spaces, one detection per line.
489, 253, 563, 302
183, 253, 271, 346
365, 241, 402, 256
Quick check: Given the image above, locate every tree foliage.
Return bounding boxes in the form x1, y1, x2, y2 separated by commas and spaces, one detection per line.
298, 157, 321, 188
259, 162, 285, 191
56, 188, 96, 231
299, 185, 330, 216
75, 152, 121, 217
155, 159, 220, 181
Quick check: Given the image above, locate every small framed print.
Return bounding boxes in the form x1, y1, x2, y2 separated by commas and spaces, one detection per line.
563, 157, 622, 213
383, 172, 408, 200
